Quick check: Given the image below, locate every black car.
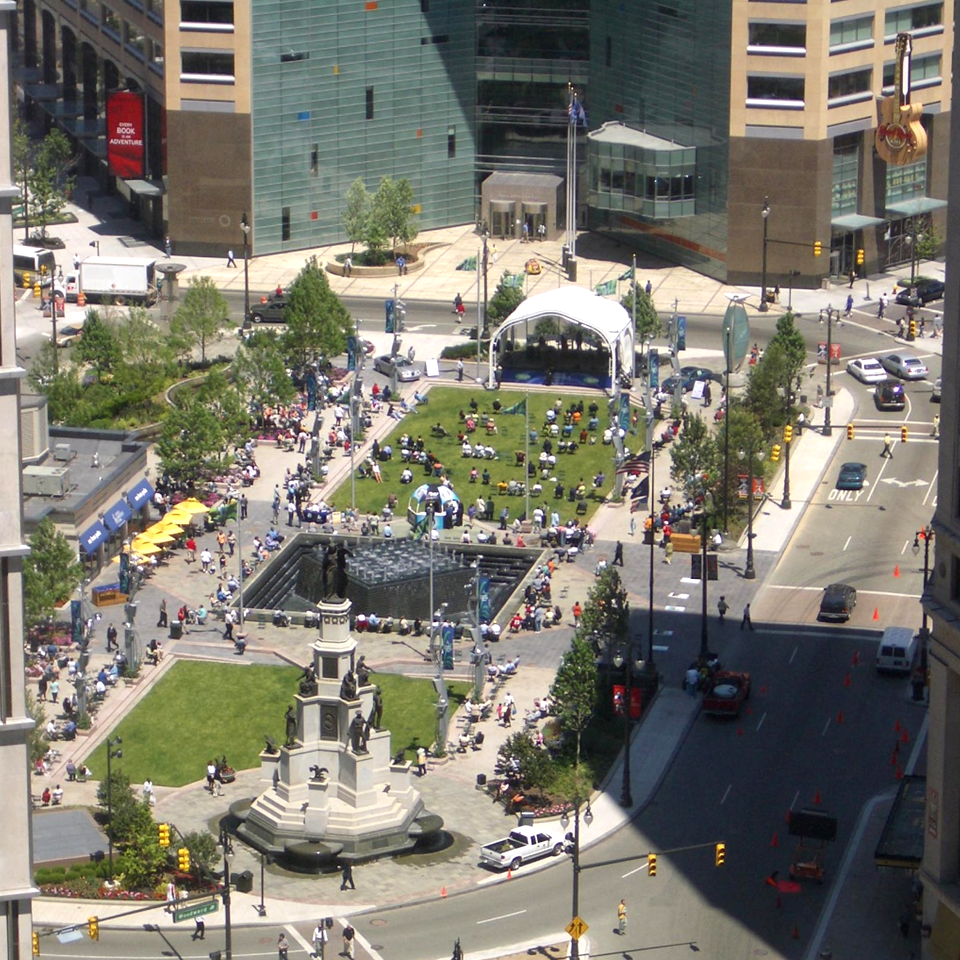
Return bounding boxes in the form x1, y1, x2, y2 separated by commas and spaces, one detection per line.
250, 296, 289, 323
660, 366, 715, 394
874, 380, 906, 411
819, 583, 857, 622
895, 279, 945, 306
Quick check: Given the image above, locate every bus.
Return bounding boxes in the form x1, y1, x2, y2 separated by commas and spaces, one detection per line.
13, 245, 57, 288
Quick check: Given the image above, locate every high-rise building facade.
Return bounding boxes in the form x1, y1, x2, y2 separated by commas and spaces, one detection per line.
10, 1, 955, 277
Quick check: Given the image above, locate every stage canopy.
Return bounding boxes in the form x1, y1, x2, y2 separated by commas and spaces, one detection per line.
488, 286, 634, 393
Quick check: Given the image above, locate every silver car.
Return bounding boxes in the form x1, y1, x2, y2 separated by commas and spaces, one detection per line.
879, 353, 929, 380
846, 357, 887, 384
373, 354, 421, 382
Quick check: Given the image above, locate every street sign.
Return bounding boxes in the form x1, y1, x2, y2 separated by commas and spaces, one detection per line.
565, 917, 588, 940
56, 930, 84, 944
173, 900, 219, 923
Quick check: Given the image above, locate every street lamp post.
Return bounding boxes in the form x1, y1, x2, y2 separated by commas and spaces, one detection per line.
759, 198, 770, 312
240, 213, 251, 326
913, 525, 934, 675
699, 490, 710, 656
217, 827, 235, 960
823, 306, 835, 436
614, 641, 641, 807
560, 799, 593, 960
105, 736, 122, 878
740, 444, 762, 580
782, 424, 792, 510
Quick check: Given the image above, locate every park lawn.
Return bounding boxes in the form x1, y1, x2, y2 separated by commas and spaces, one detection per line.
87, 661, 470, 786
325, 386, 642, 522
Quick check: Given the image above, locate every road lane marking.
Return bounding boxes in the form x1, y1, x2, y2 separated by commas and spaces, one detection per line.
821, 717, 832, 737
790, 790, 800, 810
664, 605, 686, 612
756, 713, 766, 732
720, 784, 732, 805
653, 645, 670, 652
477, 910, 527, 925
622, 862, 649, 879
924, 469, 939, 507
668, 592, 690, 599
286, 925, 315, 956
843, 536, 852, 551
654, 629, 674, 636
789, 646, 799, 664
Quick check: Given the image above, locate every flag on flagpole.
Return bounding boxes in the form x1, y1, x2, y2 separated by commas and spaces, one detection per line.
629, 477, 650, 505
618, 450, 650, 475
503, 398, 527, 415
595, 279, 617, 296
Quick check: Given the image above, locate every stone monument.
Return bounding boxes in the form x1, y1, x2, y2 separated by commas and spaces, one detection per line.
236, 598, 442, 868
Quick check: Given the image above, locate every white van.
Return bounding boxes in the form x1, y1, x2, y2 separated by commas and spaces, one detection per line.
876, 626, 918, 674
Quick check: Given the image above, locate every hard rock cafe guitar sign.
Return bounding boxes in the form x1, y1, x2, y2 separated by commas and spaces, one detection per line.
876, 32, 928, 166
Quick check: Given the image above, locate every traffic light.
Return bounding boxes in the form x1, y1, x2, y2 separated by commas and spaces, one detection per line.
847, 423, 855, 440
158, 823, 170, 848
856, 248, 865, 266
178, 847, 191, 872
901, 425, 909, 443
88, 918, 99, 942
813, 240, 822, 258
771, 444, 781, 463
783, 424, 793, 445
32, 932, 40, 956
647, 853, 657, 877
909, 320, 917, 340
715, 842, 726, 867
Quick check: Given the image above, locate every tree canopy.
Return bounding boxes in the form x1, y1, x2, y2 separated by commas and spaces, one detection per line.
23, 517, 84, 627
170, 276, 231, 363
279, 257, 353, 368
620, 283, 663, 341
550, 633, 599, 771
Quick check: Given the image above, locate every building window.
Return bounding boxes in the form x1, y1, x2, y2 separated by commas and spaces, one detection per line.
831, 136, 858, 216
180, 0, 233, 25
886, 157, 927, 205
365, 87, 374, 120
828, 67, 872, 104
101, 4, 121, 37
747, 21, 806, 53
885, 3, 943, 37
146, 0, 162, 24
80, 0, 101, 25
883, 53, 942, 90
829, 15, 873, 49
281, 207, 291, 242
310, 144, 318, 176
148, 37, 164, 73
447, 126, 456, 159
605, 35, 612, 67
747, 75, 805, 106
180, 50, 235, 80
123, 20, 145, 58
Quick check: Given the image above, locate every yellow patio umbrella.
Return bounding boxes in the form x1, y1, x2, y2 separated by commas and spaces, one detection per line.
163, 508, 197, 525
176, 498, 209, 514
130, 540, 163, 555
140, 531, 176, 545
153, 521, 185, 536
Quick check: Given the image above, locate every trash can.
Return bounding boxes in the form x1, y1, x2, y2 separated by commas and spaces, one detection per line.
170, 622, 183, 640
234, 870, 254, 894
476, 773, 487, 787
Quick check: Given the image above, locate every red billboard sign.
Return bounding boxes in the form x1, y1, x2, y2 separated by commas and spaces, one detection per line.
106, 91, 145, 179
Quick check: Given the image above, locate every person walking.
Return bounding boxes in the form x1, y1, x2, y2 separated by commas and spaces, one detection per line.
741, 603, 754, 631
157, 599, 168, 628
629, 516, 636, 537
458, 358, 464, 382
227, 531, 236, 556
342, 925, 355, 959
877, 293, 888, 319
226, 249, 237, 268
933, 312, 943, 338
717, 596, 728, 624
664, 539, 674, 565
192, 918, 205, 941
311, 922, 327, 959
848, 269, 856, 289
50, 679, 59, 704
416, 745, 427, 776
932, 414, 940, 439
343, 255, 353, 277
340, 860, 356, 891
165, 236, 173, 258
844, 293, 854, 318
106, 623, 118, 652
617, 899, 628, 936
881, 433, 894, 459
277, 934, 289, 960
613, 540, 624, 566
240, 494, 248, 520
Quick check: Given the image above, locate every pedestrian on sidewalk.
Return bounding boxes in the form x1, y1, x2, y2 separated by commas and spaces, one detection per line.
797, 412, 805, 436
416, 745, 427, 776
50, 679, 59, 704
932, 414, 940, 439
848, 269, 856, 289
340, 860, 356, 891
157, 599, 168, 627
629, 516, 636, 537
106, 623, 118, 652
192, 919, 205, 941
227, 531, 236, 556
844, 294, 853, 318
342, 925, 355, 959
277, 934, 288, 960
664, 540, 674, 565
613, 540, 624, 566
312, 921, 327, 959
933, 312, 943, 337
617, 899, 627, 935
458, 358, 464, 382
741, 603, 754, 631
717, 596, 728, 624
881, 434, 894, 459
878, 293, 888, 319
226, 249, 237, 268
240, 494, 248, 519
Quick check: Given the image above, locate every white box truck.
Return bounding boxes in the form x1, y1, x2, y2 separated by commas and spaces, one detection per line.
79, 257, 159, 305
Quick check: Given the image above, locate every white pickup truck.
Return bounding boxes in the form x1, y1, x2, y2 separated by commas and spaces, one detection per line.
479, 824, 567, 871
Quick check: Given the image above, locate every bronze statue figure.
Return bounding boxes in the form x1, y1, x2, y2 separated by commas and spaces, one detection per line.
356, 655, 371, 688
321, 545, 335, 600
334, 542, 351, 598
298, 664, 318, 697
340, 670, 358, 702
284, 705, 297, 746
368, 686, 384, 730
349, 711, 368, 754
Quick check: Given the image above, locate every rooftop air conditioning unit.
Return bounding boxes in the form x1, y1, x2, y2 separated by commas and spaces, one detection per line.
53, 443, 75, 462
23, 466, 71, 497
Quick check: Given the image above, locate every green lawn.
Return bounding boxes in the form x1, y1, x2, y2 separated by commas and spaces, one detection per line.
87, 662, 470, 786
327, 387, 642, 522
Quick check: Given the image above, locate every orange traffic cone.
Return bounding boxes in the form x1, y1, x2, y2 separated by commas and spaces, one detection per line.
737, 727, 744, 737
837, 710, 845, 724
852, 650, 860, 666
895, 719, 901, 732
813, 789, 822, 805
873, 607, 880, 621
792, 925, 800, 940
506, 868, 513, 880
785, 809, 792, 824
894, 565, 900, 577
895, 766, 904, 781
843, 674, 851, 687
902, 730, 910, 744
441, 886, 447, 898
771, 832, 779, 848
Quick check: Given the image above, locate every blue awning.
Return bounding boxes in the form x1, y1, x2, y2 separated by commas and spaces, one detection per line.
103, 500, 133, 533
127, 478, 155, 511
79, 521, 109, 555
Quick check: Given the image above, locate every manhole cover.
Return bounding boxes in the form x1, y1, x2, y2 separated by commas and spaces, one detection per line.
369, 919, 388, 927
809, 552, 824, 557
258, 938, 274, 945
370, 946, 384, 952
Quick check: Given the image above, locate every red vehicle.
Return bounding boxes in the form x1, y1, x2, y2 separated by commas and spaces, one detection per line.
701, 670, 751, 716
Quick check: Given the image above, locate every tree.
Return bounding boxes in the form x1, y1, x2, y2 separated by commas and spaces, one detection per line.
12, 116, 31, 236
231, 334, 297, 413
155, 401, 227, 483
715, 403, 764, 525
116, 306, 176, 370
23, 517, 84, 627
170, 276, 230, 363
181, 830, 219, 874
26, 691, 47, 764
486, 273, 526, 326
496, 731, 554, 799
744, 341, 798, 436
279, 257, 352, 368
196, 370, 250, 453
550, 634, 599, 772
669, 414, 720, 500
114, 802, 168, 889
342, 178, 369, 254
578, 568, 630, 662
369, 176, 418, 253
620, 283, 663, 341
28, 129, 76, 238
74, 310, 121, 382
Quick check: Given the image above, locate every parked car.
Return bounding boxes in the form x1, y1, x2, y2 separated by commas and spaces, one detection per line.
836, 462, 867, 491
874, 381, 906, 411
819, 583, 857, 622
701, 670, 751, 716
373, 354, 421, 382
933, 377, 942, 401
250, 296, 289, 323
479, 824, 567, 872
880, 353, 929, 380
847, 357, 887, 384
895, 278, 945, 306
